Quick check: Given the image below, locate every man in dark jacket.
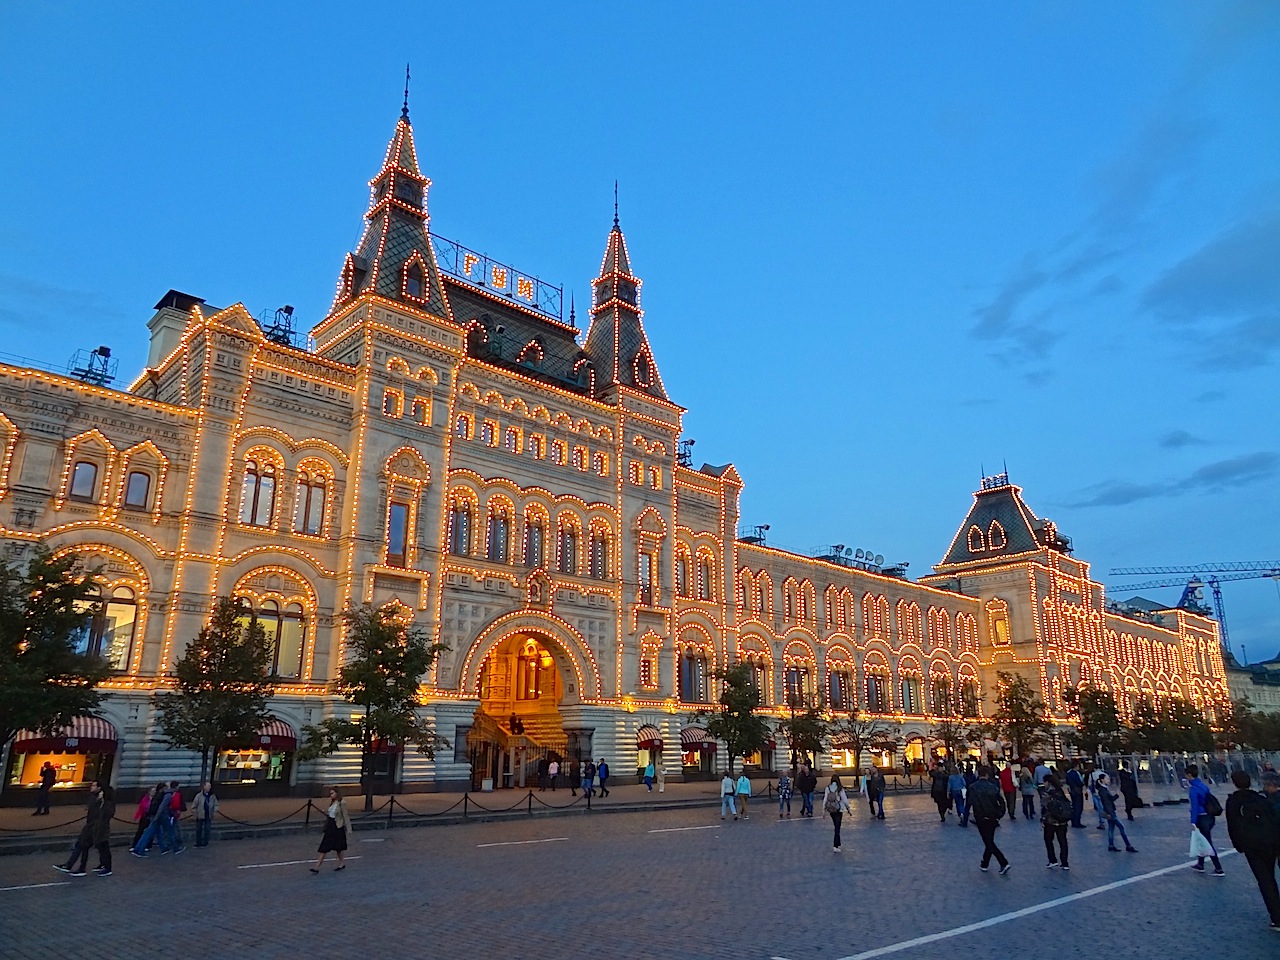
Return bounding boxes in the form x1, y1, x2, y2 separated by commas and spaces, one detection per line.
867, 768, 886, 819
969, 766, 1010, 875
34, 761, 56, 815
54, 781, 113, 877
796, 765, 818, 818
1065, 763, 1085, 828
1118, 761, 1141, 821
929, 763, 951, 823
1225, 770, 1280, 930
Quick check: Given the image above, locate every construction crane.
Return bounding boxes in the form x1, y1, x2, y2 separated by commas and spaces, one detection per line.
1108, 562, 1280, 653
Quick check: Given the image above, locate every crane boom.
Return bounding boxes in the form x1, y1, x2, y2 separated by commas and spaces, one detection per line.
1107, 568, 1280, 654
1106, 570, 1280, 592
1109, 561, 1280, 576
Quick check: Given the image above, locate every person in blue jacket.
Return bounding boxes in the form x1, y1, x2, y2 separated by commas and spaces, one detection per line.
948, 765, 969, 828
1186, 763, 1224, 876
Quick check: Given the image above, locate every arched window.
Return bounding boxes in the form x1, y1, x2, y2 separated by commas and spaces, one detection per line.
591, 452, 607, 476
239, 459, 276, 527
449, 500, 473, 556
961, 679, 980, 717
588, 526, 609, 579
900, 674, 923, 714
745, 656, 769, 702
123, 471, 151, 509
403, 259, 426, 301
865, 672, 889, 713
551, 441, 567, 465
69, 461, 98, 500
785, 665, 812, 705
558, 522, 578, 575
487, 505, 510, 563
571, 447, 587, 471
243, 599, 306, 680
757, 580, 769, 617
931, 676, 953, 716
480, 421, 496, 446
828, 667, 852, 710
455, 414, 472, 439
516, 640, 552, 699
504, 428, 520, 453
523, 513, 546, 567
527, 435, 545, 459
697, 555, 713, 601
387, 500, 410, 567
679, 649, 709, 703
74, 585, 138, 671
294, 471, 326, 536
676, 554, 691, 598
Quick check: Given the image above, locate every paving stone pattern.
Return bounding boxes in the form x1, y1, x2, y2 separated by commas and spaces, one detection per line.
0, 793, 1274, 960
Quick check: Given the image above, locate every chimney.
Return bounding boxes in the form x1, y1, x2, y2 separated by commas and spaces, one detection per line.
147, 290, 203, 368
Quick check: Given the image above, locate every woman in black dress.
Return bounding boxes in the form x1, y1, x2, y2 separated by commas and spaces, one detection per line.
311, 785, 351, 873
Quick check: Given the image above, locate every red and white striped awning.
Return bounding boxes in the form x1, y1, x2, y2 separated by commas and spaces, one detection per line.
680, 726, 716, 751
252, 717, 297, 751
13, 717, 118, 754
636, 724, 663, 750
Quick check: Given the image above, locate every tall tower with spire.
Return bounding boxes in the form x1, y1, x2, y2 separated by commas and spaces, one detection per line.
583, 212, 667, 401
325, 93, 452, 325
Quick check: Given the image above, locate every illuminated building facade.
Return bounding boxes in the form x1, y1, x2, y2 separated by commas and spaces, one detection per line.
0, 108, 1230, 800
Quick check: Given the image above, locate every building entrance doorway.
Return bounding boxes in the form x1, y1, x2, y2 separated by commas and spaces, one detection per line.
467, 633, 569, 790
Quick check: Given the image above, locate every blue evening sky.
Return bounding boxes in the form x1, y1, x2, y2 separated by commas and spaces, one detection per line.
2, 3, 1277, 659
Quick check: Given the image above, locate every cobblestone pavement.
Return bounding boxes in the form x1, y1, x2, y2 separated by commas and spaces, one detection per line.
1, 793, 1274, 960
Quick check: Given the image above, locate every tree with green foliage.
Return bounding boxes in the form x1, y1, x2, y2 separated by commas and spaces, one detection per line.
830, 709, 901, 774
977, 671, 1051, 760
1063, 685, 1126, 756
929, 688, 970, 762
298, 605, 449, 809
1127, 695, 1212, 753
0, 549, 111, 752
155, 597, 274, 784
775, 705, 829, 768
700, 661, 771, 776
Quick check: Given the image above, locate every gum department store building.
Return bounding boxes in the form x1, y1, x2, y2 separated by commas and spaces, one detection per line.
0, 106, 1230, 802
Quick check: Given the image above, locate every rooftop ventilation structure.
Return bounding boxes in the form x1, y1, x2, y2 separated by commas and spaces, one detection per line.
68, 346, 117, 386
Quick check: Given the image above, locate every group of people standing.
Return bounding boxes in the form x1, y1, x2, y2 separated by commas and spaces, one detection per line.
535, 756, 630, 797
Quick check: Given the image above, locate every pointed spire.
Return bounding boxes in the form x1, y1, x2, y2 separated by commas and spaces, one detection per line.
569, 292, 576, 326
613, 180, 619, 228
402, 63, 411, 120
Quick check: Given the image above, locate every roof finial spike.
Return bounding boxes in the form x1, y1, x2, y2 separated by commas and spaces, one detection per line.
569, 292, 576, 325
402, 63, 411, 120
613, 180, 619, 228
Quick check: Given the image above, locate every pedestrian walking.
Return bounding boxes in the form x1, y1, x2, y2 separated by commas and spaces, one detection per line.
656, 760, 666, 793
797, 764, 817, 818
720, 771, 738, 820
777, 771, 793, 818
1066, 762, 1085, 829
1033, 757, 1052, 787
999, 764, 1017, 820
948, 764, 969, 828
1264, 770, 1280, 815
643, 760, 654, 792
583, 759, 596, 797
1088, 765, 1107, 829
537, 756, 549, 792
930, 762, 950, 822
1118, 761, 1141, 820
823, 775, 852, 852
311, 786, 351, 873
1019, 768, 1037, 820
1095, 774, 1137, 853
130, 781, 177, 857
54, 781, 112, 877
969, 766, 1011, 875
193, 781, 219, 847
1225, 770, 1280, 930
131, 783, 162, 851
569, 757, 580, 796
548, 758, 559, 791
597, 759, 610, 797
34, 761, 56, 815
1041, 773, 1072, 870
736, 771, 752, 819
164, 779, 187, 852
867, 768, 886, 819
1186, 764, 1225, 876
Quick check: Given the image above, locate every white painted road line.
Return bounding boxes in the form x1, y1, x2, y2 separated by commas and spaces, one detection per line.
830, 852, 1238, 960
648, 825, 721, 833
358, 838, 386, 843
476, 837, 569, 848
237, 857, 363, 869
0, 881, 71, 892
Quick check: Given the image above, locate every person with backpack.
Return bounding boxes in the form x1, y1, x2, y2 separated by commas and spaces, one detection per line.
948, 764, 969, 828
823, 775, 852, 852
1095, 773, 1137, 853
868, 768, 887, 819
929, 762, 950, 823
1186, 763, 1225, 877
1041, 772, 1072, 870
1225, 770, 1280, 930
130, 781, 177, 857
968, 766, 1011, 874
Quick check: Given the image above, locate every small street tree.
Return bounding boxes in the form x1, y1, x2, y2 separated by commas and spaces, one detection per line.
830, 709, 901, 774
0, 549, 111, 753
298, 605, 449, 810
1126, 695, 1213, 753
154, 597, 274, 784
1225, 697, 1280, 751
776, 699, 829, 769
701, 662, 770, 776
977, 671, 1051, 760
929, 687, 970, 762
1063, 685, 1126, 756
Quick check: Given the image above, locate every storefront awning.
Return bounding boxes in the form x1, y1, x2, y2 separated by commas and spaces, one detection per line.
636, 724, 663, 750
226, 717, 298, 752
680, 726, 716, 751
13, 717, 118, 754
